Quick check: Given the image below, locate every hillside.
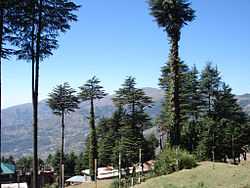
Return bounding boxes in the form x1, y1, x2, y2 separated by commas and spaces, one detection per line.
135, 161, 250, 188
1, 88, 249, 158
236, 94, 250, 115
1, 88, 163, 158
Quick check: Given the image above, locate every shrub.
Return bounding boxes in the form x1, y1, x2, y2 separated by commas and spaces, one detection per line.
179, 150, 197, 169
154, 147, 197, 176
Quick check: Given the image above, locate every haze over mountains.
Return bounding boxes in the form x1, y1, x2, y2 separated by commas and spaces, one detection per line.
2, 88, 249, 159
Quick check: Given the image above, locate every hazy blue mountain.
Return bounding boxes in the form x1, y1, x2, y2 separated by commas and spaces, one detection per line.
236, 94, 250, 115
2, 88, 249, 159
1, 87, 164, 159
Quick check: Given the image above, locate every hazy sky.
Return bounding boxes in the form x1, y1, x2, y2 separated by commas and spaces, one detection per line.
2, 0, 250, 108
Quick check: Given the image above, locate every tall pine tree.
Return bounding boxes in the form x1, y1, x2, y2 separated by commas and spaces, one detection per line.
47, 82, 79, 187
78, 76, 107, 181
11, 1, 80, 186
149, 0, 195, 146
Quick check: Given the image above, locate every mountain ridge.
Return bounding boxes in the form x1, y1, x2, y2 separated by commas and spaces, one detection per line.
1, 88, 249, 159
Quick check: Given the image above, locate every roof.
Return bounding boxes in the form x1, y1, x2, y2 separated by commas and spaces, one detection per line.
82, 160, 155, 179
66, 175, 88, 183
2, 183, 28, 188
0, 163, 16, 175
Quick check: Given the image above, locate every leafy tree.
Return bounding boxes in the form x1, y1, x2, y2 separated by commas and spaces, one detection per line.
78, 76, 107, 181
52, 150, 61, 175
97, 108, 126, 167
200, 62, 221, 115
112, 77, 153, 171
48, 82, 79, 187
159, 61, 190, 145
182, 65, 201, 152
149, 0, 195, 146
212, 84, 247, 161
64, 152, 77, 176
0, 0, 19, 172
74, 152, 86, 174
197, 83, 248, 161
113, 76, 152, 129
46, 154, 53, 166
11, 1, 80, 187
97, 118, 116, 167
16, 156, 33, 172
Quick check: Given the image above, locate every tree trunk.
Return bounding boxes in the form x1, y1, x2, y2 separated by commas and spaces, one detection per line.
0, 8, 3, 180
232, 134, 235, 164
89, 98, 97, 181
170, 33, 181, 146
60, 112, 65, 188
33, 1, 42, 187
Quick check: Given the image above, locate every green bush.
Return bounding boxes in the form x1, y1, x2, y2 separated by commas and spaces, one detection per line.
154, 147, 197, 176
179, 150, 197, 170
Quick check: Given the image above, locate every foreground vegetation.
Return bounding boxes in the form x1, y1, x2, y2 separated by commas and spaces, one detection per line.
136, 161, 250, 188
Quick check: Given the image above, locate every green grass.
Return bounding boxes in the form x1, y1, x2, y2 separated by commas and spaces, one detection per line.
67, 179, 112, 188
135, 161, 250, 188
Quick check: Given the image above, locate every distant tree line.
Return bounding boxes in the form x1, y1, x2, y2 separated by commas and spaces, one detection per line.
46, 76, 158, 182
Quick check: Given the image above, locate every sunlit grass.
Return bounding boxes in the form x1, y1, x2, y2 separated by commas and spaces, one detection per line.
135, 161, 250, 188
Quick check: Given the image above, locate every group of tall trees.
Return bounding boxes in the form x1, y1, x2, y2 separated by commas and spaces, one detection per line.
0, 0, 80, 187
159, 61, 250, 161
1, 0, 249, 187
47, 77, 108, 183
149, 0, 249, 162
80, 76, 157, 179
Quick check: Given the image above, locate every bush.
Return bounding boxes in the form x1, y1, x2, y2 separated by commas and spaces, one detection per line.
154, 147, 197, 176
179, 150, 197, 169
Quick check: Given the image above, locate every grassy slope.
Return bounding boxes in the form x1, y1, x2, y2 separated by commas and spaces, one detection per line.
67, 179, 112, 188
136, 161, 250, 188
68, 161, 250, 188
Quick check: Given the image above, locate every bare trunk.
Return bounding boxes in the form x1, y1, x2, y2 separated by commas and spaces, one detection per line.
89, 98, 97, 181
33, 0, 42, 187
0, 8, 3, 179
60, 112, 65, 188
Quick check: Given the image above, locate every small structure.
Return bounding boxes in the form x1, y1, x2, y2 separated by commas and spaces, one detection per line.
2, 183, 28, 188
0, 163, 16, 184
66, 175, 89, 185
81, 160, 155, 180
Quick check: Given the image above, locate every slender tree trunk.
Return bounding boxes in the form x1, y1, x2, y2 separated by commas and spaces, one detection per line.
60, 112, 65, 188
232, 134, 235, 164
0, 8, 3, 182
89, 98, 97, 181
170, 33, 181, 146
33, 1, 42, 187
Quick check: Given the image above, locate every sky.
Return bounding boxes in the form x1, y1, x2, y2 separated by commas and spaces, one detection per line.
2, 0, 250, 108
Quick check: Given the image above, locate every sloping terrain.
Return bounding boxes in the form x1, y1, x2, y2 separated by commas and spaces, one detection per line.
136, 161, 250, 188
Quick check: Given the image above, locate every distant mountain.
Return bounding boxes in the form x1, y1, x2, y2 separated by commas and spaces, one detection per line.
1, 87, 164, 159
236, 94, 250, 115
1, 88, 249, 159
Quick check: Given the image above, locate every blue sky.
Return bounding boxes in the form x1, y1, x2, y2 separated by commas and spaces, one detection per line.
2, 0, 250, 108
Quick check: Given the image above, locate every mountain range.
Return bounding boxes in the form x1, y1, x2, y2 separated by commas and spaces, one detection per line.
1, 88, 249, 159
